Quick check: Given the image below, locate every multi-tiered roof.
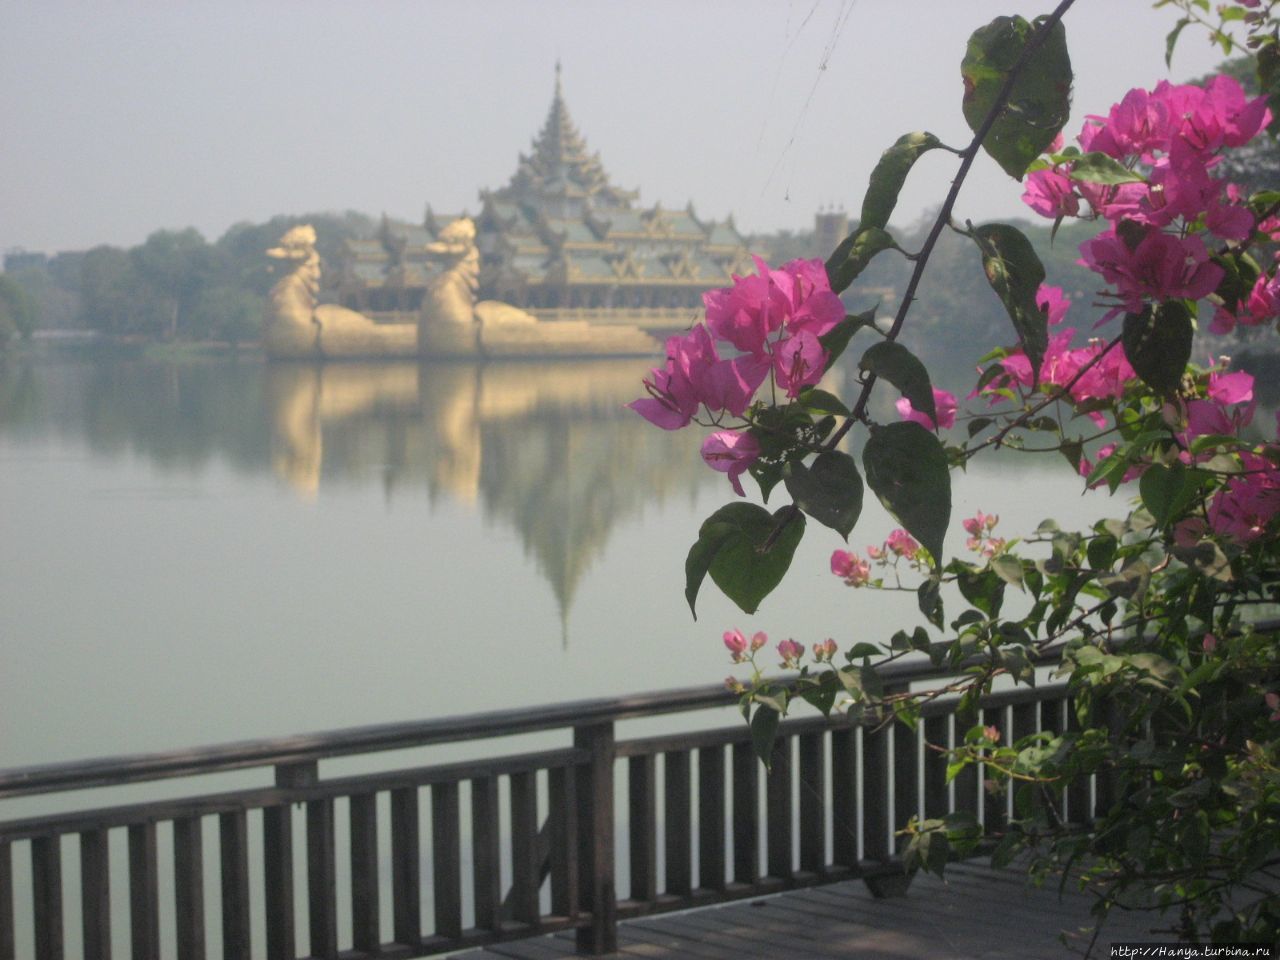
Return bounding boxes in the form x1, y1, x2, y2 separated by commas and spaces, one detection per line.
337, 66, 751, 322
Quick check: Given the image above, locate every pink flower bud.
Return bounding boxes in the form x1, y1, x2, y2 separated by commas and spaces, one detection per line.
811, 638, 838, 662
750, 631, 768, 652
777, 638, 804, 668
723, 629, 748, 659
983, 725, 1001, 744
1202, 633, 1217, 654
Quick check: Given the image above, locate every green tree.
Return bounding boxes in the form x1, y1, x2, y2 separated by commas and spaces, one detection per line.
130, 228, 223, 340
0, 274, 39, 345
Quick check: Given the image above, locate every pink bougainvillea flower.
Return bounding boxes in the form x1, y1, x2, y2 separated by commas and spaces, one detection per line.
1022, 167, 1080, 219
831, 549, 871, 586
1206, 452, 1280, 543
885, 528, 921, 559
1037, 284, 1072, 326
1206, 370, 1255, 406
1202, 633, 1218, 654
983, 725, 1001, 744
1079, 225, 1222, 313
812, 638, 838, 662
895, 387, 958, 431
628, 352, 699, 430
777, 638, 805, 669
772, 329, 828, 398
700, 429, 761, 497
774, 258, 845, 338
723, 629, 749, 660
703, 258, 790, 357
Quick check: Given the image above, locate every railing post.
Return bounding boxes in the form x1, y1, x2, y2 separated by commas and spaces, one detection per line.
574, 721, 616, 956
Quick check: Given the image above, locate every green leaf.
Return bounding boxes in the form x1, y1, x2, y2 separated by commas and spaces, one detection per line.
861, 132, 945, 231
919, 577, 945, 630
750, 704, 781, 770
685, 503, 806, 617
961, 15, 1072, 179
825, 226, 894, 294
1122, 301, 1192, 396
1139, 461, 1206, 528
798, 388, 851, 418
1067, 152, 1145, 186
863, 421, 952, 567
859, 341, 937, 426
783, 451, 864, 540
838, 664, 884, 701
1165, 18, 1190, 68
990, 554, 1024, 588
971, 223, 1048, 377
845, 641, 882, 660
819, 309, 876, 370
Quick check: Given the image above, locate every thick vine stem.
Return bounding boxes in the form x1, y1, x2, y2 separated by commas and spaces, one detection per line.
763, 0, 1079, 551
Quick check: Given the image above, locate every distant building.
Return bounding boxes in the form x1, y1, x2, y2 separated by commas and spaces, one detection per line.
335, 67, 754, 329
3, 249, 48, 273
813, 207, 850, 255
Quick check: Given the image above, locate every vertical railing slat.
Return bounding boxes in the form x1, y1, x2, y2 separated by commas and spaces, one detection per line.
627, 756, 656, 904
663, 751, 692, 897
262, 805, 295, 960
470, 777, 501, 932
81, 828, 111, 960
0, 840, 12, 960
349, 792, 380, 954
765, 736, 792, 880
696, 746, 726, 891
1066, 698, 1092, 824
829, 728, 858, 869
731, 741, 759, 883
923, 715, 950, 821
173, 816, 205, 960
548, 766, 578, 919
431, 782, 462, 939
798, 732, 825, 874
219, 811, 251, 960
862, 721, 891, 862
306, 799, 338, 959
509, 771, 541, 926
32, 834, 63, 960
982, 706, 1008, 832
128, 823, 161, 960
892, 720, 919, 855
573, 722, 616, 955
390, 786, 421, 945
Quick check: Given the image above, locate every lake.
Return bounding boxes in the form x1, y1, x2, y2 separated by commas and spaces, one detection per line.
0, 352, 1122, 773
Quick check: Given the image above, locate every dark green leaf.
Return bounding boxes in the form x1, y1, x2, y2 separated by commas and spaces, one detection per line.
989, 554, 1024, 588
961, 15, 1072, 179
845, 641, 882, 660
859, 341, 936, 426
1122, 301, 1192, 396
825, 226, 894, 294
972, 223, 1048, 377
751, 704, 781, 769
1067, 152, 1145, 185
798, 388, 851, 418
919, 578, 944, 630
861, 132, 945, 230
863, 421, 951, 567
685, 503, 806, 617
819, 309, 876, 368
783, 451, 864, 540
1139, 461, 1206, 528
1165, 17, 1190, 68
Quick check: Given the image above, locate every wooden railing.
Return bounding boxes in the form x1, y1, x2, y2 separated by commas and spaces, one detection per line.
0, 658, 1088, 960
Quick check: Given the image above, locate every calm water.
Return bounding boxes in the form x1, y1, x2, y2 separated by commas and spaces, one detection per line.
0, 354, 1121, 771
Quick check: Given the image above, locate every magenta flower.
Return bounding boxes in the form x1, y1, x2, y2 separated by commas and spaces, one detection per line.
700, 429, 761, 497
895, 387, 957, 431
885, 528, 921, 560
772, 329, 828, 398
1022, 167, 1080, 219
1037, 284, 1071, 326
773, 258, 846, 338
777, 638, 805, 669
703, 257, 790, 357
1207, 454, 1280, 543
831, 549, 871, 586
628, 355, 699, 430
1079, 225, 1222, 313
723, 629, 749, 660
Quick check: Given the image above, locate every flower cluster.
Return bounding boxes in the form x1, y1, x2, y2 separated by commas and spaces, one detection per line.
831, 528, 930, 588
962, 511, 1005, 558
628, 257, 845, 495
723, 628, 767, 663
977, 284, 1139, 423
1022, 76, 1275, 327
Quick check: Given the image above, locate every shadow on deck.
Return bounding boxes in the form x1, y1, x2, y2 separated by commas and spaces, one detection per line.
451, 860, 1160, 960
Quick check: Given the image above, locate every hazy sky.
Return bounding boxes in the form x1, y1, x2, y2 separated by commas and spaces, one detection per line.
1, 1, 1232, 254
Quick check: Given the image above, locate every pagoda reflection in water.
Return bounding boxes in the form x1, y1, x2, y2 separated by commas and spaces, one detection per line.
265, 360, 707, 638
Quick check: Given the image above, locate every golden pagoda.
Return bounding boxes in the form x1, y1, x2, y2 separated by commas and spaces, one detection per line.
334, 65, 754, 333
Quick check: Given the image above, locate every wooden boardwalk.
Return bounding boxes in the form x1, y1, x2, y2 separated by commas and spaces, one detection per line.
449, 860, 1164, 960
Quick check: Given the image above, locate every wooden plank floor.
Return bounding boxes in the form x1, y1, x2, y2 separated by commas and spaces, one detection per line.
448, 860, 1168, 959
